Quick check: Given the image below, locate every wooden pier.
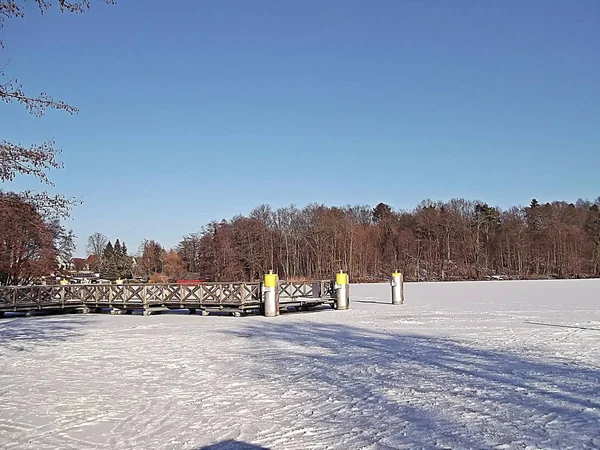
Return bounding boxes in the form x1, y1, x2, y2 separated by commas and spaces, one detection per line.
0, 279, 341, 317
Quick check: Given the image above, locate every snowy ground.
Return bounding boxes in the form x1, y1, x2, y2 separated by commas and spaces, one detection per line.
1, 280, 599, 450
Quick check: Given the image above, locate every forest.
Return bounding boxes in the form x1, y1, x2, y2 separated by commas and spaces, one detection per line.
2, 196, 600, 285
174, 198, 600, 282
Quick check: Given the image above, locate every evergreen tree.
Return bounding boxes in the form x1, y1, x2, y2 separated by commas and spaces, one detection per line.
113, 239, 122, 258
113, 239, 125, 279
118, 241, 133, 279
99, 241, 118, 280
100, 239, 134, 279
103, 241, 114, 260
372, 202, 392, 224
525, 199, 543, 232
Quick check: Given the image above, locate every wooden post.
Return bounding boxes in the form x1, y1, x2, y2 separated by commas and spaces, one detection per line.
335, 271, 349, 310
312, 282, 320, 299
60, 286, 65, 309
94, 285, 100, 308
391, 272, 404, 305
142, 284, 148, 313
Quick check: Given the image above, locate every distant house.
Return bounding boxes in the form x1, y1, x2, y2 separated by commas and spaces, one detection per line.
177, 272, 208, 285
71, 258, 87, 272
61, 255, 101, 284
72, 255, 98, 272
56, 255, 74, 272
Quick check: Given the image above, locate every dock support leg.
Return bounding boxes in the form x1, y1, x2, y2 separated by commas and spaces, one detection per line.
263, 286, 278, 317
391, 272, 404, 305
335, 271, 349, 310
263, 271, 279, 317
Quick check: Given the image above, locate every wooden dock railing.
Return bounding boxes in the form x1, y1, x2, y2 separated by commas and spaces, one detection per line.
0, 278, 344, 317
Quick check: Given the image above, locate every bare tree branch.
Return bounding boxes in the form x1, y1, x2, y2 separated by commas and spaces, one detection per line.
0, 140, 62, 184
0, 0, 114, 209
0, 75, 78, 116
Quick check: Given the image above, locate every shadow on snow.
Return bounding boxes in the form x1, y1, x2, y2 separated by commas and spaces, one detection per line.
221, 322, 600, 449
0, 315, 93, 352
198, 440, 269, 449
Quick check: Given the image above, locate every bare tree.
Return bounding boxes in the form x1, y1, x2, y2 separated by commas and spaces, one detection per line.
137, 239, 163, 278
174, 197, 600, 282
87, 232, 108, 257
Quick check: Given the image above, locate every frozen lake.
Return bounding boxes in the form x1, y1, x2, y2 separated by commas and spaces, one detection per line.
1, 280, 599, 449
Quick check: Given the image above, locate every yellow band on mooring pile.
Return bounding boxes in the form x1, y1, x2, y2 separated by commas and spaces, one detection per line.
336, 272, 348, 285
264, 271, 277, 287
392, 272, 402, 277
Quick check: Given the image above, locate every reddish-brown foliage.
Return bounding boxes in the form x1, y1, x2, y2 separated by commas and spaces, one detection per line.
0, 193, 58, 285
176, 199, 600, 282
162, 249, 185, 280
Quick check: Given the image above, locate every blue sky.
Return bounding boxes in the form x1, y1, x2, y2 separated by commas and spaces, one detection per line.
2, 0, 599, 256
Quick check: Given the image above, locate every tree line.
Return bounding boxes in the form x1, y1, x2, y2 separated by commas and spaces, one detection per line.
3, 189, 599, 285
79, 196, 600, 283
174, 198, 600, 282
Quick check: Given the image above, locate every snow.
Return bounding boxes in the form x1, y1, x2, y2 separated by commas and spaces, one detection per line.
1, 279, 599, 449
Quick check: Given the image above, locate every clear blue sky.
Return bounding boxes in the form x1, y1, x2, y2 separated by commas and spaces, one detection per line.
3, 0, 599, 256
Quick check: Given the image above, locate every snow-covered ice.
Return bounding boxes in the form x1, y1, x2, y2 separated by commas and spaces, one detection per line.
1, 279, 599, 449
